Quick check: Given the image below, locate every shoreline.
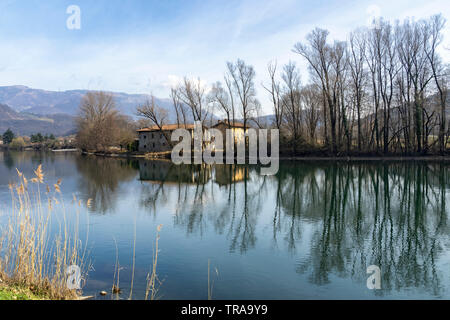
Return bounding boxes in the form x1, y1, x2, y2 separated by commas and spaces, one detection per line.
80, 150, 450, 162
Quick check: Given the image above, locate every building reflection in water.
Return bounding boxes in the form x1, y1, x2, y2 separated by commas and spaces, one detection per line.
138, 159, 211, 185
136, 160, 450, 297
74, 156, 450, 297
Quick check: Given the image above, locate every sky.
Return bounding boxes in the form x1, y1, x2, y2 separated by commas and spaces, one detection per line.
0, 0, 449, 114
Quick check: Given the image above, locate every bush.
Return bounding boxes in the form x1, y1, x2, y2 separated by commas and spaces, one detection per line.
9, 137, 26, 150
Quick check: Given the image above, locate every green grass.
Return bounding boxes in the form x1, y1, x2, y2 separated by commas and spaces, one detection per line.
0, 284, 49, 300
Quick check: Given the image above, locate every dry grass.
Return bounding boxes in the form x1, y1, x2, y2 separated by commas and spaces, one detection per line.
0, 165, 90, 300
208, 259, 219, 300
145, 224, 162, 300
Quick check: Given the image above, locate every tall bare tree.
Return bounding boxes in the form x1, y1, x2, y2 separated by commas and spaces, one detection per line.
262, 60, 284, 129
177, 77, 210, 125
425, 14, 448, 154
170, 87, 188, 126
294, 29, 346, 154
209, 81, 233, 127
281, 61, 302, 152
76, 91, 123, 151
349, 30, 367, 151
226, 59, 260, 131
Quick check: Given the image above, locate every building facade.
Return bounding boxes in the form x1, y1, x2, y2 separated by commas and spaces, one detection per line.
137, 121, 248, 153
211, 120, 247, 152
137, 124, 196, 153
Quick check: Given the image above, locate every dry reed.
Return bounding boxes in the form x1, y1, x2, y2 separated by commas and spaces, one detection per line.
0, 165, 90, 300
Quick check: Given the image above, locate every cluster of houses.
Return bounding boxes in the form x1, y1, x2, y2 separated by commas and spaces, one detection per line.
137, 120, 247, 153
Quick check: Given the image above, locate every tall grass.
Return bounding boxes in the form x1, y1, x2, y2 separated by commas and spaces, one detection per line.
145, 224, 162, 300
0, 165, 89, 300
208, 259, 219, 300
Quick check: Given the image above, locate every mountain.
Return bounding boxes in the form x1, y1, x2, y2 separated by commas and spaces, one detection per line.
0, 85, 178, 137
0, 85, 173, 118
0, 103, 76, 136
0, 85, 276, 137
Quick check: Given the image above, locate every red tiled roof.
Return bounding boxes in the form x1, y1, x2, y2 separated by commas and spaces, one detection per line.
212, 120, 246, 128
137, 124, 196, 132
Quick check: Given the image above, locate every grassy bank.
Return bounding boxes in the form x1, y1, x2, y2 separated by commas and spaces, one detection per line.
0, 165, 89, 300
0, 164, 164, 300
0, 279, 51, 300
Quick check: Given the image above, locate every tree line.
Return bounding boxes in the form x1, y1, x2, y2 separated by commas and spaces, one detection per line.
77, 14, 448, 156
1, 129, 65, 150
284, 14, 448, 155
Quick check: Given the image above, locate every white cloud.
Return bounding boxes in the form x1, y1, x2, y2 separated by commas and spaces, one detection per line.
0, 0, 448, 115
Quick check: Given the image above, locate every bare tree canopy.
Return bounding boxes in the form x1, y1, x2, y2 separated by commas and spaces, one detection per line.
76, 91, 136, 151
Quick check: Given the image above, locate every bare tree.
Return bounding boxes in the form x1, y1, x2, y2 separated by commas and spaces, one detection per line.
262, 60, 284, 129
209, 81, 233, 127
397, 18, 434, 153
301, 84, 321, 144
177, 77, 210, 125
281, 61, 302, 152
224, 74, 236, 127
136, 96, 173, 147
170, 87, 188, 126
226, 59, 260, 131
76, 91, 122, 151
349, 30, 367, 151
294, 29, 345, 154
425, 14, 448, 154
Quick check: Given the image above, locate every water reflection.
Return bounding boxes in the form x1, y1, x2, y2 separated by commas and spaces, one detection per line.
134, 160, 450, 296
285, 162, 450, 296
75, 155, 138, 213
21, 153, 449, 297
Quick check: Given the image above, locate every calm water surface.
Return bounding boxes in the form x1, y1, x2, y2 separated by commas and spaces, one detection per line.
0, 151, 449, 299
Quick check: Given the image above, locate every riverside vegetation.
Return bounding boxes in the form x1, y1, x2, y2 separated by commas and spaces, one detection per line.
0, 165, 162, 300
75, 14, 449, 157
0, 165, 86, 299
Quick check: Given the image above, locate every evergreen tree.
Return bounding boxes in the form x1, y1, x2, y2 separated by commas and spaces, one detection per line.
2, 129, 15, 144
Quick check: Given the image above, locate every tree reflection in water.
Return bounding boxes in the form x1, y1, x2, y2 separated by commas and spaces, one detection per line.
136, 160, 450, 296
76, 155, 138, 213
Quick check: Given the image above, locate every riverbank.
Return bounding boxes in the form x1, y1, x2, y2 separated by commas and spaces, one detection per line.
81, 150, 170, 159
0, 277, 92, 300
281, 155, 450, 161
0, 165, 86, 301
0, 285, 47, 300
82, 149, 450, 162
0, 277, 51, 300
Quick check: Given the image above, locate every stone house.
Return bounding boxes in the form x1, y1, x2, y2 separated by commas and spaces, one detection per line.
210, 120, 248, 151
137, 121, 248, 154
137, 124, 196, 153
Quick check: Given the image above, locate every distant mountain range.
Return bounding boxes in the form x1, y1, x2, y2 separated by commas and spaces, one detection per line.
0, 85, 173, 117
0, 103, 76, 136
0, 85, 276, 137
0, 85, 175, 137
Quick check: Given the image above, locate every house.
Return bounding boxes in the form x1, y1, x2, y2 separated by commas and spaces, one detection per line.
137, 124, 196, 153
137, 121, 249, 154
211, 119, 248, 151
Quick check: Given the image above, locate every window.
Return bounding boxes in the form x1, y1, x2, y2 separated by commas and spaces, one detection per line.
153, 143, 155, 148
143, 135, 146, 139
144, 145, 146, 149
151, 133, 154, 139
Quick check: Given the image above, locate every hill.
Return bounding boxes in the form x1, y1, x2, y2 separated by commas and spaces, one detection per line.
0, 103, 76, 136
0, 85, 173, 118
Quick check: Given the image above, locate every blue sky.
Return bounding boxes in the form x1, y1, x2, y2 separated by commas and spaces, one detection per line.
0, 0, 449, 114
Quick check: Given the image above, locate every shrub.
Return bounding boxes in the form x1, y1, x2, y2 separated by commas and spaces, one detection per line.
9, 137, 26, 150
